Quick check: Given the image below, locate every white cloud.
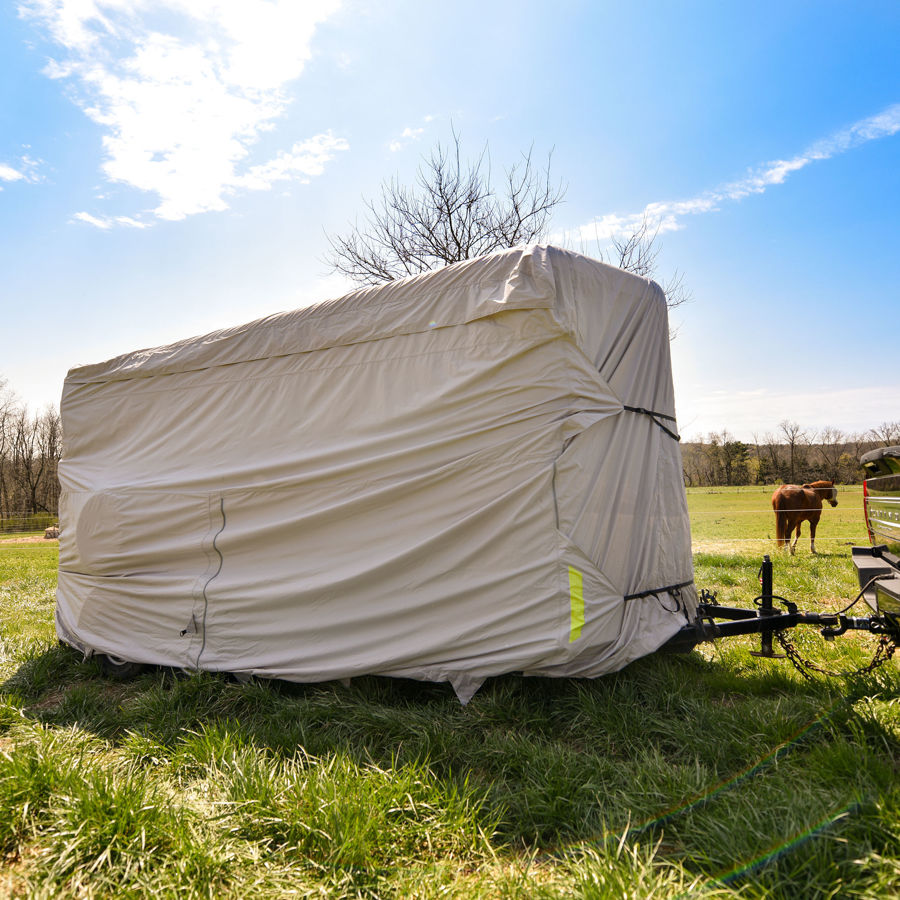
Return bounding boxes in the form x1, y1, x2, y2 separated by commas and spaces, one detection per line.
71, 211, 112, 228
0, 163, 25, 182
114, 214, 151, 228
71, 210, 151, 228
233, 132, 349, 191
21, 0, 348, 223
569, 103, 900, 243
389, 124, 426, 153
0, 154, 44, 187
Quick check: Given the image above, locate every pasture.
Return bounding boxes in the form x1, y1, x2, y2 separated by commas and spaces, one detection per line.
1, 489, 898, 898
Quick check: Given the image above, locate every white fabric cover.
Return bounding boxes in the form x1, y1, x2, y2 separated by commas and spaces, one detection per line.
56, 245, 696, 702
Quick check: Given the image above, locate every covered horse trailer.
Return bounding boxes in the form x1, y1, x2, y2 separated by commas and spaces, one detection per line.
56, 245, 697, 702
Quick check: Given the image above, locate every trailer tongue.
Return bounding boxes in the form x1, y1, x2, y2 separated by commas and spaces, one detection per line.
663, 554, 900, 679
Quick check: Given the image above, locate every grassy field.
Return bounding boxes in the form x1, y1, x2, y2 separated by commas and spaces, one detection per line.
687, 484, 866, 554
1, 490, 898, 898
0, 512, 58, 537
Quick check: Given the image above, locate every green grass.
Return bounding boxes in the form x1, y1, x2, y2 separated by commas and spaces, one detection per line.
687, 484, 867, 554
1, 496, 898, 898
0, 511, 58, 535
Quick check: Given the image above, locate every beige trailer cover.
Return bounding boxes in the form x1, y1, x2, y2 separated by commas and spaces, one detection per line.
56, 245, 696, 701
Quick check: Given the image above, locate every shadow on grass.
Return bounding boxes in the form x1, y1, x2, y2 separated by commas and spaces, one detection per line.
7, 640, 893, 852
4, 640, 900, 900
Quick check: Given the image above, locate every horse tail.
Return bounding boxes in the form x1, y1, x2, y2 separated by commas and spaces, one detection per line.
773, 498, 788, 546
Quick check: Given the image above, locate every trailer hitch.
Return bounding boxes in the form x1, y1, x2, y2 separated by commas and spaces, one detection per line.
662, 555, 900, 674
819, 618, 849, 640
749, 556, 785, 659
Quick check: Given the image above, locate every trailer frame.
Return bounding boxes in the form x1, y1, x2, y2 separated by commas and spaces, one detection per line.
662, 554, 900, 665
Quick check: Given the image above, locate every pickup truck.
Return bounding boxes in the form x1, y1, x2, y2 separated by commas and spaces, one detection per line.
851, 446, 900, 616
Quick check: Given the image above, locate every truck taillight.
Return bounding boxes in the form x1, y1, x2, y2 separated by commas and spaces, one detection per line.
863, 478, 875, 543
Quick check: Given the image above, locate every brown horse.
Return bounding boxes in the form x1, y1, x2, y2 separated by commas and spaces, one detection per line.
772, 480, 838, 555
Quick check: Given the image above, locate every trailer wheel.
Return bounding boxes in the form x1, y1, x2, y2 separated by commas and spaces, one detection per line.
98, 654, 146, 679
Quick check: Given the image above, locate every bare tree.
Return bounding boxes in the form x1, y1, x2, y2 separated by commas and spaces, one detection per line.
681, 441, 706, 486
756, 431, 785, 484
0, 380, 15, 519
0, 379, 63, 526
36, 407, 62, 514
845, 430, 872, 481
869, 421, 900, 447
327, 132, 691, 324
816, 426, 847, 482
700, 432, 724, 485
326, 131, 565, 285
779, 420, 812, 484
682, 425, 893, 487
602, 217, 691, 311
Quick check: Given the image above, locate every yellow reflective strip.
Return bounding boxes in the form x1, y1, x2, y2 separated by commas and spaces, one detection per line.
568, 566, 584, 642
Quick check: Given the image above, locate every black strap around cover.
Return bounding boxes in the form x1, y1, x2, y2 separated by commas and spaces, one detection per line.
623, 579, 694, 603
622, 405, 681, 442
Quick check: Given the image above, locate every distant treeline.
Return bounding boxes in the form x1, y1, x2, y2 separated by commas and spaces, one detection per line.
0, 385, 62, 528
682, 421, 900, 487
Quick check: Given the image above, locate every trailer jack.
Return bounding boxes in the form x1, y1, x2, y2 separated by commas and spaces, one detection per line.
662, 555, 900, 676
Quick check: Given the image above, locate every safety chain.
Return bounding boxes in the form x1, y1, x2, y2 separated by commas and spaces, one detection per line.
775, 629, 898, 681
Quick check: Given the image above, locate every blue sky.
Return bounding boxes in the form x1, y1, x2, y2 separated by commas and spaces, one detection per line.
2, 0, 898, 441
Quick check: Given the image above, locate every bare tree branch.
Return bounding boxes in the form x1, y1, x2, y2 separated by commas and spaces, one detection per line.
869, 421, 900, 447
325, 131, 565, 286
327, 132, 690, 329
0, 379, 62, 524
599, 217, 691, 312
